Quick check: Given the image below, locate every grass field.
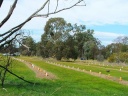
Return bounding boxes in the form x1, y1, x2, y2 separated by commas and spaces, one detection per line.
0, 56, 128, 96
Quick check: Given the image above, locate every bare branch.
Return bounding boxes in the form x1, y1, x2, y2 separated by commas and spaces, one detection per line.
0, 26, 21, 43
0, 0, 49, 46
0, 0, 3, 7
0, 0, 49, 37
0, 33, 21, 49
55, 0, 59, 12
0, 0, 85, 48
34, 0, 85, 17
75, 5, 86, 6
50, 0, 85, 14
47, 0, 50, 16
0, 0, 18, 27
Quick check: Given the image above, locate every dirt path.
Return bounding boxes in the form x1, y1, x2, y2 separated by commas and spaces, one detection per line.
13, 58, 56, 79
45, 60, 128, 86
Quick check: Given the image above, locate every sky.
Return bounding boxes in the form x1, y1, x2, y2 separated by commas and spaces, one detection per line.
0, 0, 128, 46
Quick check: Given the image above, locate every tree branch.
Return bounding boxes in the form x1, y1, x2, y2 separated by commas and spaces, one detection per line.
34, 0, 85, 17
0, 0, 49, 37
16, 39, 30, 51
0, 33, 21, 49
0, 0, 18, 28
0, 0, 3, 7
0, 26, 21, 44
0, 0, 85, 48
55, 0, 59, 12
0, 65, 34, 84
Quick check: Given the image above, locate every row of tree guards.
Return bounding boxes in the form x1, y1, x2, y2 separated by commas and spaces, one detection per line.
45, 60, 124, 82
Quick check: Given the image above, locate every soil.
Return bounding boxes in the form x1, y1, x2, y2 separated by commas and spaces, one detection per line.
13, 58, 56, 79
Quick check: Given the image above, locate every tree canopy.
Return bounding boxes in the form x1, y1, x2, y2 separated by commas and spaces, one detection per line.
38, 17, 100, 60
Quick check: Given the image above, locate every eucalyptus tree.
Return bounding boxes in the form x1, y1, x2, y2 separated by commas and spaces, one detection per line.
43, 17, 73, 60
63, 35, 78, 60
44, 17, 72, 42
83, 40, 96, 60
74, 29, 95, 58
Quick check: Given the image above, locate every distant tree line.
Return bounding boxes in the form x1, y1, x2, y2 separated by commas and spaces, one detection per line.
1, 17, 127, 63
23, 17, 102, 60
106, 36, 128, 63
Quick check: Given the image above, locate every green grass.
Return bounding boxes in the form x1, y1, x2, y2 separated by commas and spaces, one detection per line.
0, 56, 128, 96
45, 58, 128, 81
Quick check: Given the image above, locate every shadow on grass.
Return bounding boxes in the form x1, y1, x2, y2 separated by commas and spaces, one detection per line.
0, 80, 62, 96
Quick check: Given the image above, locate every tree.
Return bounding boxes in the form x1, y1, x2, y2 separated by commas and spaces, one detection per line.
41, 18, 98, 60
74, 29, 97, 58
41, 17, 86, 60
44, 17, 72, 42
83, 40, 97, 60
54, 40, 65, 60
0, 0, 85, 87
43, 17, 74, 60
63, 35, 78, 60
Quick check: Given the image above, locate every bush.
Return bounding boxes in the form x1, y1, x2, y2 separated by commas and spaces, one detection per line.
107, 54, 115, 63
107, 52, 128, 63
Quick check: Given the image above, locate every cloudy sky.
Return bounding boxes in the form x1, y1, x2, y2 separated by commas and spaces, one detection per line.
0, 0, 128, 46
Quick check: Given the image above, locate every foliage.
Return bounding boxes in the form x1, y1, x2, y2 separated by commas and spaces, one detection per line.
74, 29, 100, 59
44, 17, 72, 42
108, 52, 128, 63
62, 35, 78, 60
120, 52, 128, 63
107, 54, 115, 63
39, 17, 100, 60
83, 40, 98, 60
101, 44, 127, 60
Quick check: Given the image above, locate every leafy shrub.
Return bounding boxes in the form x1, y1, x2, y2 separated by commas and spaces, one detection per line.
107, 54, 115, 63
108, 52, 128, 63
